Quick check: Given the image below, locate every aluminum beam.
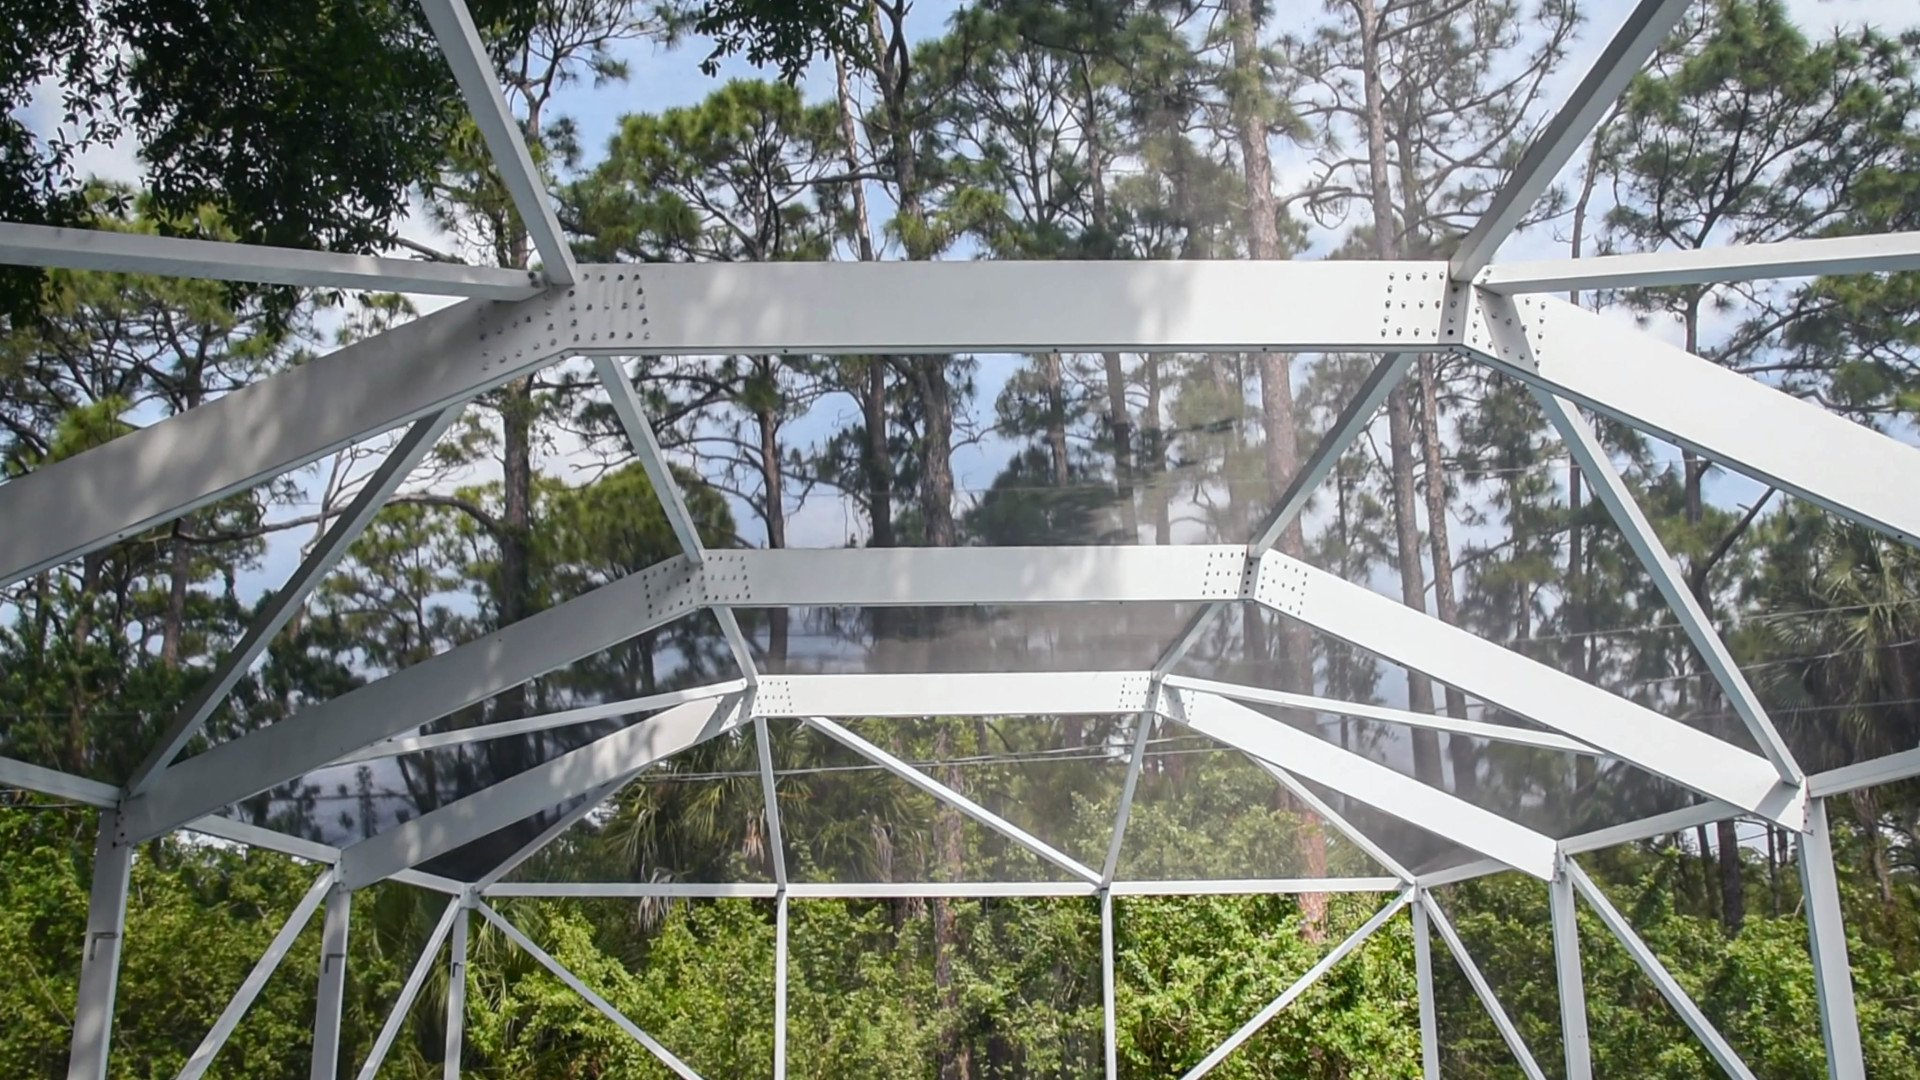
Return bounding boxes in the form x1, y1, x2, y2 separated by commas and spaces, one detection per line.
444, 902, 469, 1080
804, 716, 1100, 882
475, 777, 634, 890
478, 879, 1403, 899
1247, 759, 1414, 882
774, 894, 790, 1080
1424, 893, 1549, 1080
417, 0, 576, 284
1566, 859, 1759, 1080
0, 221, 542, 298
1466, 289, 1920, 548
755, 671, 1153, 719
328, 681, 745, 766
1550, 863, 1592, 1080
1479, 230, 1920, 294
1535, 391, 1800, 781
1809, 746, 1920, 797
310, 885, 353, 1080
1253, 551, 1802, 826
123, 555, 703, 841
1179, 889, 1412, 1079
0, 260, 1446, 587
1100, 714, 1156, 885
67, 811, 132, 1080
1411, 896, 1442, 1080
336, 695, 748, 888
1167, 674, 1596, 756
1101, 890, 1119, 1080
128, 408, 462, 796
178, 871, 336, 1080
1160, 688, 1558, 878
475, 902, 704, 1079
1450, 0, 1691, 278
1798, 799, 1867, 1080
353, 899, 461, 1080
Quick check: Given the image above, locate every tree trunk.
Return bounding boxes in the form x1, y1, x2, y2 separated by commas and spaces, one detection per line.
1042, 352, 1070, 485
163, 520, 190, 667
757, 391, 789, 666
833, 49, 895, 551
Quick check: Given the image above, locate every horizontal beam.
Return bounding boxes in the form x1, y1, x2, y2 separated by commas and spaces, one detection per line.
335, 695, 749, 889
328, 681, 746, 766
1809, 746, 1920, 798
122, 556, 703, 841
1479, 231, 1920, 294
1160, 688, 1559, 879
0, 221, 541, 298
1466, 289, 1920, 549
1165, 675, 1597, 756
708, 545, 1257, 607
1254, 551, 1803, 827
1450, 0, 1690, 278
0, 260, 1445, 586
481, 878, 1404, 899
1416, 799, 1747, 887
755, 671, 1153, 718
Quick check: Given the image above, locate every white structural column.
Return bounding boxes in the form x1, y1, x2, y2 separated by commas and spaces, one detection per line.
1468, 290, 1920, 548
476, 902, 705, 1079
1534, 391, 1802, 783
1449, 0, 1691, 278
1179, 889, 1413, 1080
416, 0, 575, 284
1478, 230, 1920, 294
67, 811, 133, 1080
774, 894, 790, 1080
128, 407, 461, 796
179, 871, 337, 1080
1797, 798, 1867, 1080
310, 884, 353, 1080
123, 555, 703, 842
1102, 890, 1120, 1080
1565, 860, 1759, 1080
1162, 688, 1558, 878
338, 695, 748, 888
1549, 862, 1592, 1080
1425, 894, 1549, 1080
444, 901, 470, 1080
355, 899, 461, 1080
1253, 551, 1801, 825
805, 716, 1101, 883
1410, 896, 1441, 1080
0, 221, 541, 298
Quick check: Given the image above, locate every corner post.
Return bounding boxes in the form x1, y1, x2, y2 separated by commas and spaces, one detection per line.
311, 882, 353, 1080
67, 809, 132, 1080
1550, 857, 1592, 1080
1798, 798, 1867, 1080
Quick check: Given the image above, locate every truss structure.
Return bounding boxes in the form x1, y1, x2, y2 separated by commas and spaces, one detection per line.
3, 0, 1916, 1076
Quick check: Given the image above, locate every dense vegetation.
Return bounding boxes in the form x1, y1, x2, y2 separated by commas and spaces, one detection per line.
2, 0, 1919, 1077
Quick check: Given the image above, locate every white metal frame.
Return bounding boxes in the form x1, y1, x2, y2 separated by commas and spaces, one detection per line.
0, 0, 1903, 1075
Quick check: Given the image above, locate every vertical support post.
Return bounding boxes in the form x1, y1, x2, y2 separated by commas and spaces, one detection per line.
311, 884, 353, 1080
1101, 890, 1119, 1080
1411, 892, 1441, 1080
1550, 859, 1593, 1080
444, 900, 471, 1080
67, 810, 132, 1080
774, 892, 790, 1080
1797, 798, 1866, 1080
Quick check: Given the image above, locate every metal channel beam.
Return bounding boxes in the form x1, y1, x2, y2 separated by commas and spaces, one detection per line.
0, 259, 1444, 587
1179, 889, 1413, 1079
353, 899, 461, 1080
1411, 897, 1441, 1080
1253, 551, 1802, 826
128, 408, 463, 796
310, 885, 353, 1080
0, 221, 541, 298
1479, 231, 1920, 294
123, 555, 703, 841
1550, 861, 1593, 1080
1809, 746, 1920, 797
1167, 674, 1596, 756
1450, 0, 1691, 278
1566, 859, 1759, 1080
1467, 289, 1920, 548
754, 671, 1154, 719
67, 812, 132, 1080
1798, 799, 1867, 1080
335, 696, 749, 888
475, 902, 704, 1079
178, 871, 336, 1080
416, 0, 576, 284
804, 716, 1100, 883
1160, 688, 1558, 878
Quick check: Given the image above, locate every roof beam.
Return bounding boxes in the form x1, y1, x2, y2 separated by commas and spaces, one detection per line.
1479, 231, 1920, 294
1467, 288, 1920, 547
417, 0, 577, 284
1450, 0, 1690, 279
1252, 551, 1802, 827
752, 671, 1154, 718
1159, 688, 1558, 879
0, 222, 542, 298
119, 556, 703, 842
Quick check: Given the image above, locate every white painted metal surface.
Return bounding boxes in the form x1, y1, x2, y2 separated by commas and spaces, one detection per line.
1479, 231, 1920, 293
